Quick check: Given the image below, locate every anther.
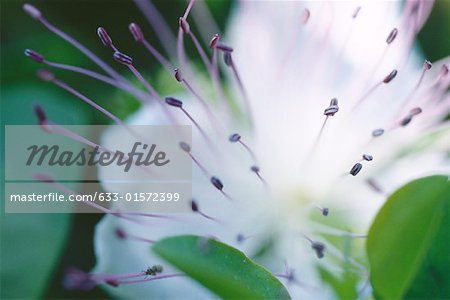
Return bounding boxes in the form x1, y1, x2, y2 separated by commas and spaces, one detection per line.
352, 6, 361, 19
350, 163, 363, 176
105, 279, 119, 287
210, 176, 223, 191
372, 128, 384, 137
311, 242, 326, 259
236, 233, 246, 243
97, 27, 113, 47
400, 115, 412, 126
383, 69, 398, 83
315, 205, 329, 216
386, 28, 398, 44
209, 34, 220, 48
216, 43, 234, 53
302, 8, 311, 24
190, 200, 199, 212
423, 60, 432, 70
324, 106, 339, 116
37, 69, 55, 82
129, 23, 144, 43
113, 51, 133, 66
441, 65, 449, 77
190, 199, 218, 222
223, 52, 232, 66
165, 97, 183, 108
115, 228, 127, 240
410, 107, 422, 116
23, 3, 42, 20
174, 68, 184, 82
179, 17, 190, 34
324, 98, 339, 116
362, 154, 373, 161
250, 165, 259, 173
179, 141, 191, 152
229, 133, 241, 142
25, 49, 44, 63
33, 103, 47, 125
367, 178, 384, 194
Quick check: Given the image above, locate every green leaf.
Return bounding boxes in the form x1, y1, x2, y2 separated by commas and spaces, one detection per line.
152, 235, 291, 299
367, 175, 450, 299
0, 214, 72, 299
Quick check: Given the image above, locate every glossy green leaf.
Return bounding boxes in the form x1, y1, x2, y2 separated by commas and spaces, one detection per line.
152, 235, 291, 299
367, 175, 450, 299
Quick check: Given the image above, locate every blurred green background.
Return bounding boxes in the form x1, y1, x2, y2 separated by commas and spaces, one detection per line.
0, 0, 449, 299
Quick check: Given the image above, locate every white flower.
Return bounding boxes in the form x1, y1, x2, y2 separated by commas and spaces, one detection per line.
25, 0, 449, 299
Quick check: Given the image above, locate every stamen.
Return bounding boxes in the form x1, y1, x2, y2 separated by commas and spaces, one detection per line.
165, 97, 216, 151
97, 27, 114, 48
394, 60, 432, 117
179, 141, 210, 177
251, 165, 267, 187
209, 34, 220, 48
349, 163, 363, 176
173, 68, 217, 127
386, 28, 398, 44
366, 178, 385, 194
314, 205, 329, 216
399, 106, 422, 127
216, 44, 234, 53
372, 128, 385, 137
114, 227, 155, 244
236, 233, 248, 243
229, 133, 258, 163
354, 70, 398, 109
37, 69, 126, 127
129, 22, 172, 72
113, 51, 133, 66
302, 234, 326, 259
26, 51, 147, 101
365, 28, 399, 86
23, 3, 42, 20
129, 23, 144, 43
383, 69, 398, 83
223, 52, 254, 127
314, 98, 339, 148
190, 199, 219, 222
24, 49, 44, 63
23, 4, 127, 83
362, 154, 373, 161
133, 0, 177, 57
210, 176, 232, 201
303, 8, 311, 24
352, 6, 361, 19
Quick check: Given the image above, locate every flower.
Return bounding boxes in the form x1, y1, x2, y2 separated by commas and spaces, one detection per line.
24, 0, 449, 299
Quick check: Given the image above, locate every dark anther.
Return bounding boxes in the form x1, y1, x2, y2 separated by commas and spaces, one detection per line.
350, 163, 363, 176
113, 51, 133, 66
386, 28, 398, 44
362, 154, 373, 161
372, 128, 384, 137
383, 69, 398, 83
229, 133, 241, 142
165, 97, 183, 108
179, 142, 191, 152
311, 241, 326, 259
210, 176, 224, 190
